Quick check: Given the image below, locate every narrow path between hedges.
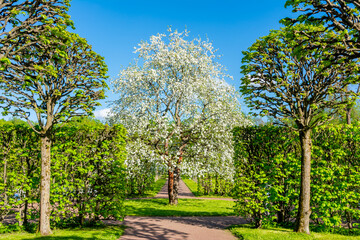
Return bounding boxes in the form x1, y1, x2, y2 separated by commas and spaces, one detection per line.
119, 179, 244, 240
128, 179, 234, 201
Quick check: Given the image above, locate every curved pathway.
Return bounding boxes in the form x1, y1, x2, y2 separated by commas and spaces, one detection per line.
120, 179, 245, 239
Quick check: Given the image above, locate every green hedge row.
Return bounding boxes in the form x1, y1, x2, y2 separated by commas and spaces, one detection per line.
0, 118, 127, 229
233, 124, 360, 230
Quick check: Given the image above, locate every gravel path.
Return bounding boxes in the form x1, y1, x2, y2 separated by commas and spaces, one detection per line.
120, 216, 245, 240
120, 179, 244, 239
155, 179, 234, 201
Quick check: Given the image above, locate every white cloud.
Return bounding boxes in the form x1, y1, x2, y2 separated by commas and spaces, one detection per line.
94, 108, 112, 119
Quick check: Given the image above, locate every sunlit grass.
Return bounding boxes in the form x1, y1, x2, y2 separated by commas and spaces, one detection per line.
229, 224, 360, 240
182, 178, 233, 198
0, 226, 125, 240
125, 198, 235, 216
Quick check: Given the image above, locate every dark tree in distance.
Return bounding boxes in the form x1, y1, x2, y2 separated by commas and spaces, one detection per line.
240, 24, 359, 234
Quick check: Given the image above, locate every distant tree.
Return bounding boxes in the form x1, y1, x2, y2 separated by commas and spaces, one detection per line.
0, 29, 107, 235
240, 24, 359, 234
112, 29, 249, 205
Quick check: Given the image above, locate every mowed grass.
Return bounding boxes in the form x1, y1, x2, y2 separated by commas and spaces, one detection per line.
142, 178, 167, 197
125, 198, 235, 216
127, 178, 167, 198
229, 225, 360, 240
0, 226, 125, 240
182, 178, 233, 198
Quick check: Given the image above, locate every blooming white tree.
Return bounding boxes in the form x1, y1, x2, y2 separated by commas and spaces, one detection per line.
112, 29, 249, 205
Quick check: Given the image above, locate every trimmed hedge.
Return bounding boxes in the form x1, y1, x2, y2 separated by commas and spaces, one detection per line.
0, 118, 127, 229
233, 124, 360, 230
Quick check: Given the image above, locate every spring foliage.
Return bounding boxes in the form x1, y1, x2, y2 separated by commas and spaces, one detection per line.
0, 118, 126, 229
233, 125, 360, 230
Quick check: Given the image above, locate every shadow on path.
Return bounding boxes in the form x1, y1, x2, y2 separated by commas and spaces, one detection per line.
117, 216, 247, 240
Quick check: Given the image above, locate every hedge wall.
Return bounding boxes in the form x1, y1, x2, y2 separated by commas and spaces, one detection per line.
0, 118, 127, 229
233, 124, 360, 230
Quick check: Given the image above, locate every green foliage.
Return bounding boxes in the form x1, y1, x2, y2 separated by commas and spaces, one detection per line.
233, 126, 300, 228
124, 158, 160, 197
0, 118, 127, 228
233, 124, 360, 230
240, 24, 359, 129
182, 178, 233, 197
0, 119, 40, 225
50, 119, 127, 225
311, 124, 360, 229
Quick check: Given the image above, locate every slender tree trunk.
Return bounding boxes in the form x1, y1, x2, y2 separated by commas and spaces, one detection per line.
295, 129, 312, 234
3, 157, 7, 210
345, 107, 352, 227
277, 203, 285, 224
24, 196, 28, 225
1, 157, 8, 221
168, 170, 176, 205
39, 135, 52, 235
346, 107, 352, 125
214, 174, 219, 195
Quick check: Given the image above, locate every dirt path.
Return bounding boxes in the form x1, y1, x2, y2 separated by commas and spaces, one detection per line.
120, 179, 244, 239
155, 179, 234, 201
120, 216, 246, 240
155, 178, 195, 198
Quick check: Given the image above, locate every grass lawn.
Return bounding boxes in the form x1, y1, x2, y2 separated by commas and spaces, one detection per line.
143, 178, 167, 197
125, 198, 235, 216
229, 225, 360, 240
0, 226, 125, 240
127, 178, 167, 198
182, 178, 233, 198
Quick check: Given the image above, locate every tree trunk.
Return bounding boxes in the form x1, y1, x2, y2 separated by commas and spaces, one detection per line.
214, 174, 219, 195
24, 196, 28, 225
277, 204, 285, 224
3, 157, 7, 212
168, 170, 177, 205
39, 135, 52, 235
346, 107, 352, 125
295, 129, 312, 234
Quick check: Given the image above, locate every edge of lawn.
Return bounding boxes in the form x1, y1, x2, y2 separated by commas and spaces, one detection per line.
228, 224, 360, 240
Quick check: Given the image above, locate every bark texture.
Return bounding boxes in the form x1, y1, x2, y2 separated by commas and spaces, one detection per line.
168, 170, 177, 205
295, 129, 312, 234
39, 135, 52, 235
346, 107, 352, 125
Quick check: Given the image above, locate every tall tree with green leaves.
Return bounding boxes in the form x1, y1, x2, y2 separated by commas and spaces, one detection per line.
240, 24, 359, 234
0, 26, 107, 234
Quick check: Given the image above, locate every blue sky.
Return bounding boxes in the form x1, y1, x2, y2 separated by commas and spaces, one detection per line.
69, 0, 294, 118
